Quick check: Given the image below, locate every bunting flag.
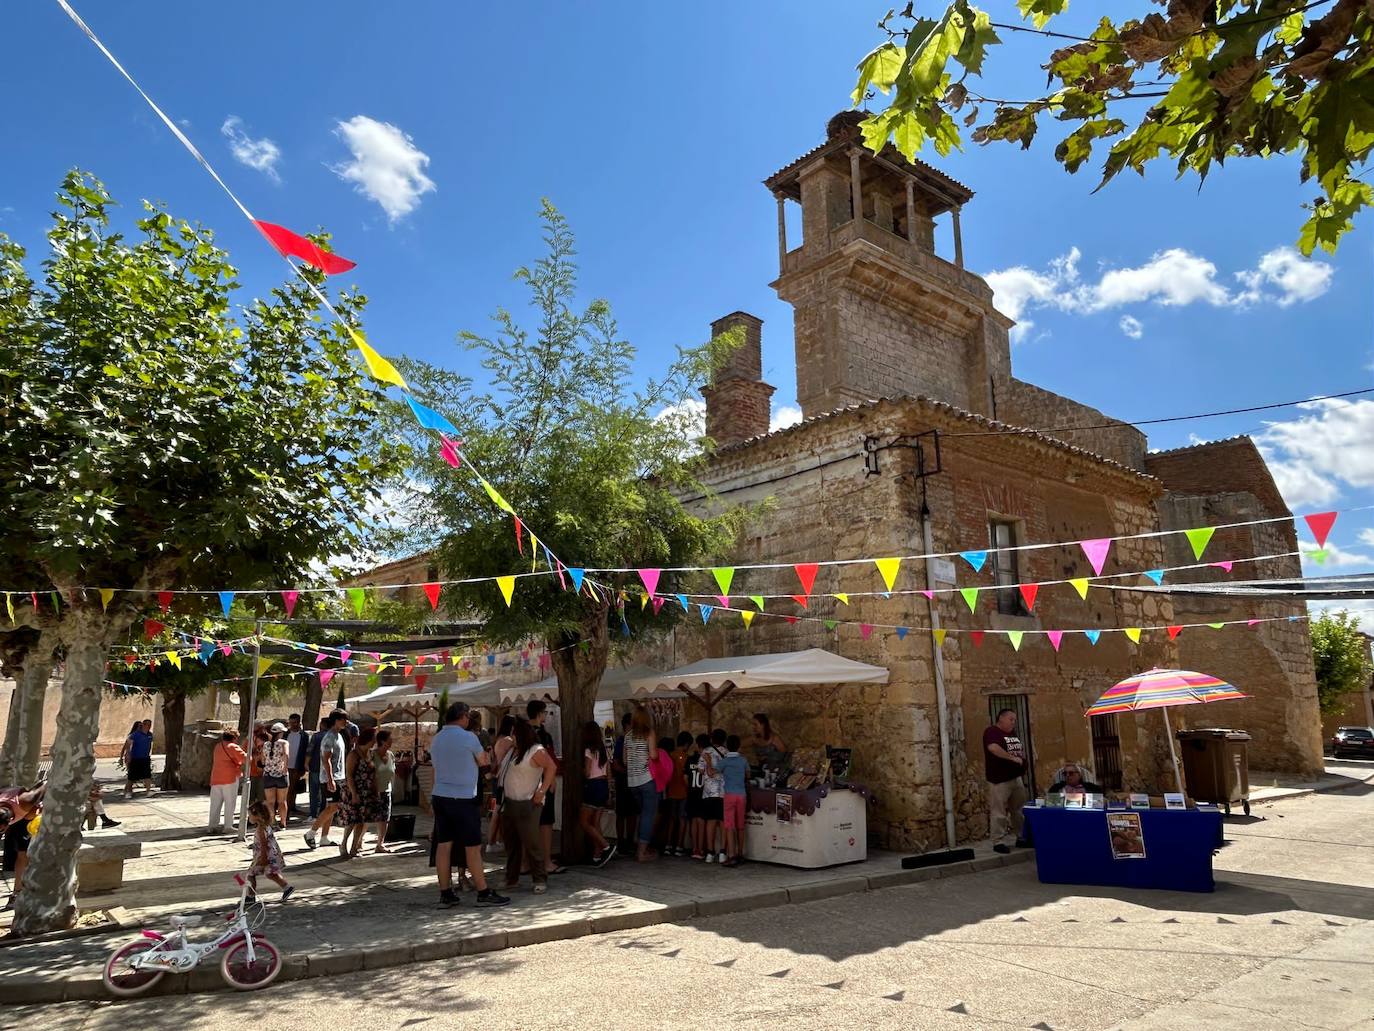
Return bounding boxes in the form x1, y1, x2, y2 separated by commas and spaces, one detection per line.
716, 595, 730, 609
1080, 538, 1112, 576
1143, 570, 1164, 585
350, 330, 408, 390
157, 591, 173, 612
794, 563, 820, 596
514, 515, 525, 555
790, 595, 810, 610
895, 626, 908, 640
652, 597, 666, 616
824, 619, 838, 631
1019, 583, 1039, 611
750, 596, 765, 611
415, 674, 428, 691
1047, 630, 1063, 652
256, 657, 276, 677
253, 220, 357, 274
1007, 630, 1024, 652
833, 593, 849, 605
860, 624, 874, 640
99, 588, 114, 611
143, 619, 165, 640
218, 591, 235, 616
711, 567, 735, 596
1208, 622, 1224, 629
281, 590, 299, 617
318, 668, 336, 688
920, 590, 934, 600
874, 558, 902, 592
1210, 561, 1234, 573
165, 650, 181, 670
497, 577, 516, 606
960, 550, 988, 572
1184, 526, 1215, 560
1084, 629, 1101, 645
423, 582, 442, 610
403, 664, 414, 677
403, 393, 459, 434
198, 640, 215, 664
641, 593, 650, 611
439, 436, 461, 468
339, 648, 353, 664
1167, 625, 1183, 640
959, 587, 979, 613
5, 595, 14, 624
638, 569, 661, 598
1308, 549, 1328, 565
568, 568, 586, 593
700, 605, 712, 624
741, 610, 755, 628
1304, 511, 1337, 547
1124, 627, 1142, 643
932, 628, 947, 647
676, 594, 690, 611
1069, 578, 1090, 600
346, 587, 367, 616
970, 631, 985, 647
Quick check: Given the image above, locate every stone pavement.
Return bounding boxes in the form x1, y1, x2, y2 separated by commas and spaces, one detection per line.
1247, 757, 1374, 805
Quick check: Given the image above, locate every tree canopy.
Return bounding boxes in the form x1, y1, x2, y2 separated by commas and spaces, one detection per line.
1311, 609, 1372, 716
851, 0, 1374, 253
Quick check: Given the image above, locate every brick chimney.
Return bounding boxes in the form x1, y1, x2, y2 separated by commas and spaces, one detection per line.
701, 311, 774, 447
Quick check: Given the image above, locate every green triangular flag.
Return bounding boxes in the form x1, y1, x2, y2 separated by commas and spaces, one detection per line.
1208, 622, 1224, 629
1308, 548, 1328, 565
711, 567, 735, 596
1184, 526, 1215, 560
346, 587, 367, 616
960, 587, 979, 613
823, 619, 838, 631
750, 596, 765, 611
1006, 630, 1023, 652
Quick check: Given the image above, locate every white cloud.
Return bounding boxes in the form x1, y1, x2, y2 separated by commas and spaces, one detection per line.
221, 116, 281, 182
771, 404, 803, 431
333, 115, 435, 221
1256, 399, 1374, 509
1301, 540, 1373, 569
1360, 529, 1374, 549
655, 397, 705, 442
1118, 315, 1143, 339
985, 245, 1333, 341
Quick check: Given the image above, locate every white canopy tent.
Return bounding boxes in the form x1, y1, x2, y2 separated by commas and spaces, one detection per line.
500, 664, 681, 705
630, 648, 889, 725
348, 676, 515, 717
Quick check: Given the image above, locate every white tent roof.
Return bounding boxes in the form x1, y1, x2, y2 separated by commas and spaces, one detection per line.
349, 676, 513, 714
631, 648, 889, 694
501, 663, 681, 705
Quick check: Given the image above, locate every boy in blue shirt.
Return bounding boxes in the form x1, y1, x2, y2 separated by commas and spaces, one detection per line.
719, 734, 750, 867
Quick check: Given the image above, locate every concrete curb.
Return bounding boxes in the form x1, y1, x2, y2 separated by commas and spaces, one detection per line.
7, 851, 1032, 1005
1249, 769, 1374, 808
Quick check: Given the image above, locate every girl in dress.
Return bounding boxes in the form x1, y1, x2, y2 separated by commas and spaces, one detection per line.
247, 800, 293, 902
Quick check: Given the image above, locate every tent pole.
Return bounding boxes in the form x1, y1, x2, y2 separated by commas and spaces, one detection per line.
1162, 707, 1185, 795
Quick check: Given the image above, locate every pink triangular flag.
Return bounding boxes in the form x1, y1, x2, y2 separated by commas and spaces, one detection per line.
220, 644, 232, 657
859, 624, 874, 640
920, 590, 934, 600
281, 590, 299, 617
314, 652, 327, 665
339, 648, 352, 664
319, 669, 336, 687
1304, 511, 1337, 548
652, 597, 666, 616
638, 568, 661, 597
439, 436, 461, 468
1246, 619, 1260, 627
1047, 630, 1063, 652
1210, 561, 1234, 573
1080, 538, 1112, 576
716, 595, 730, 609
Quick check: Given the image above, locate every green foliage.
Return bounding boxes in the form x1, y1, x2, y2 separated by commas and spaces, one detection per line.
1311, 610, 1373, 716
379, 200, 750, 656
0, 171, 406, 613
854, 0, 1374, 253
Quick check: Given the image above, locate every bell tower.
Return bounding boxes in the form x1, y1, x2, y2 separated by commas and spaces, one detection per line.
765, 112, 1013, 419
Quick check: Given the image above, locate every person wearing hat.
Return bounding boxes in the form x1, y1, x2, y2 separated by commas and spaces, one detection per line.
1, 781, 46, 910
262, 721, 292, 829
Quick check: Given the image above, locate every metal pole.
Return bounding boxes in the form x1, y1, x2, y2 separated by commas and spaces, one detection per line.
1162, 707, 1185, 795
922, 513, 957, 851
235, 619, 264, 842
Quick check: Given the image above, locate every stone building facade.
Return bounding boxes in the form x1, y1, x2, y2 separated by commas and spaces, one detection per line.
662, 112, 1322, 850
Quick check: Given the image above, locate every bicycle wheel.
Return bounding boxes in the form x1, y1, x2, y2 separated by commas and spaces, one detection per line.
220, 935, 282, 990
103, 938, 167, 998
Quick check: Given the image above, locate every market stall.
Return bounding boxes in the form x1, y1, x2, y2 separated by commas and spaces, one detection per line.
633, 648, 889, 869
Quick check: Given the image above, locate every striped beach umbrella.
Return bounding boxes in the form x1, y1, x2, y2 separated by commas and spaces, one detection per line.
1085, 669, 1248, 794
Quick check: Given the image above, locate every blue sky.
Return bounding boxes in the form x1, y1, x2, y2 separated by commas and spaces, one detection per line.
3, 2, 1371, 611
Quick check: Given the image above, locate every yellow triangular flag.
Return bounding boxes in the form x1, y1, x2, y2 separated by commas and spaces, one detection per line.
932, 628, 947, 647
641, 592, 649, 610
99, 588, 114, 611
256, 657, 276, 676
165, 650, 181, 670
875, 557, 902, 592
833, 593, 849, 605
4, 594, 12, 624
1124, 627, 1141, 643
741, 610, 755, 628
1069, 578, 1089, 600
497, 576, 516, 607
350, 330, 408, 389
530, 534, 540, 572
482, 478, 515, 514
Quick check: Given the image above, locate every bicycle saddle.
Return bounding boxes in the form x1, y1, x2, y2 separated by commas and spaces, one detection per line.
167, 914, 202, 928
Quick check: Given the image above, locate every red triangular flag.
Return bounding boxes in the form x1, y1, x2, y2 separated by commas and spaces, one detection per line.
794, 563, 820, 596
970, 631, 985, 647
1019, 583, 1039, 612
784, 615, 798, 625
423, 583, 441, 610
281, 590, 299, 617
157, 591, 173, 612
1167, 625, 1183, 640
790, 595, 810, 610
415, 674, 428, 692
514, 515, 525, 555
1303, 511, 1337, 548
143, 619, 165, 640
403, 664, 414, 676
253, 220, 357, 274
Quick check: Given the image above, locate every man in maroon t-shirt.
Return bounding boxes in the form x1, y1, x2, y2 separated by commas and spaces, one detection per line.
983, 708, 1026, 854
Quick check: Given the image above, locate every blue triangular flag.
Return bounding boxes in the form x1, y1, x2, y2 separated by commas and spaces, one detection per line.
567, 568, 585, 593
960, 550, 988, 572
198, 640, 215, 664
676, 594, 690, 611
218, 591, 235, 616
895, 627, 908, 640
1143, 569, 1164, 585
404, 393, 459, 435
700, 605, 712, 624
1083, 629, 1101, 645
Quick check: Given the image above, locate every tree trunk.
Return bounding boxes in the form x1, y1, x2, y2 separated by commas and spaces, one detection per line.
12, 617, 105, 936
15, 643, 55, 785
301, 678, 323, 735
0, 628, 42, 786
0, 684, 22, 786
159, 689, 186, 791
549, 596, 611, 864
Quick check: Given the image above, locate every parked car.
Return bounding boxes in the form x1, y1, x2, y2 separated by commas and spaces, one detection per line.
1330, 726, 1374, 759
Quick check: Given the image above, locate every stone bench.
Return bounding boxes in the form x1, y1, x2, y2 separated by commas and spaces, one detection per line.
76, 828, 142, 894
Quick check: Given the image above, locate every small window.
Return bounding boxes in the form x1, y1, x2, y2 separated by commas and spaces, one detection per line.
989, 519, 1026, 616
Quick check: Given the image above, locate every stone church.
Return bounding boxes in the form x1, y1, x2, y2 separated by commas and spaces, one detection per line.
672, 111, 1322, 850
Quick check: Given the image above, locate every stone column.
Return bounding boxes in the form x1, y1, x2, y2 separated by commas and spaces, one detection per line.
905, 179, 917, 245
849, 149, 863, 223
775, 193, 788, 272
952, 205, 965, 268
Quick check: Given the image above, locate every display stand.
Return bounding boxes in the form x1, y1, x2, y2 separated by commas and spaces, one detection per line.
743, 785, 867, 868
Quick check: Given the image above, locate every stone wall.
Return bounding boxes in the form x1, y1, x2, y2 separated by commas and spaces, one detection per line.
998, 378, 1148, 472
0, 678, 159, 762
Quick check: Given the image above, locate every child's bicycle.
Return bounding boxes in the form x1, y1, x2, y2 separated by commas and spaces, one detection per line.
102, 874, 282, 997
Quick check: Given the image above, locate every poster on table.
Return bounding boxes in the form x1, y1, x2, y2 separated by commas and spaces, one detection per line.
1107, 812, 1147, 859
775, 792, 794, 824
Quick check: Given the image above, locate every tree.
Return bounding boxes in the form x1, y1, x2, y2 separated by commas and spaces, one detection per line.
851, 0, 1374, 253
1311, 610, 1373, 716
0, 624, 58, 786
0, 172, 404, 934
382, 201, 748, 861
